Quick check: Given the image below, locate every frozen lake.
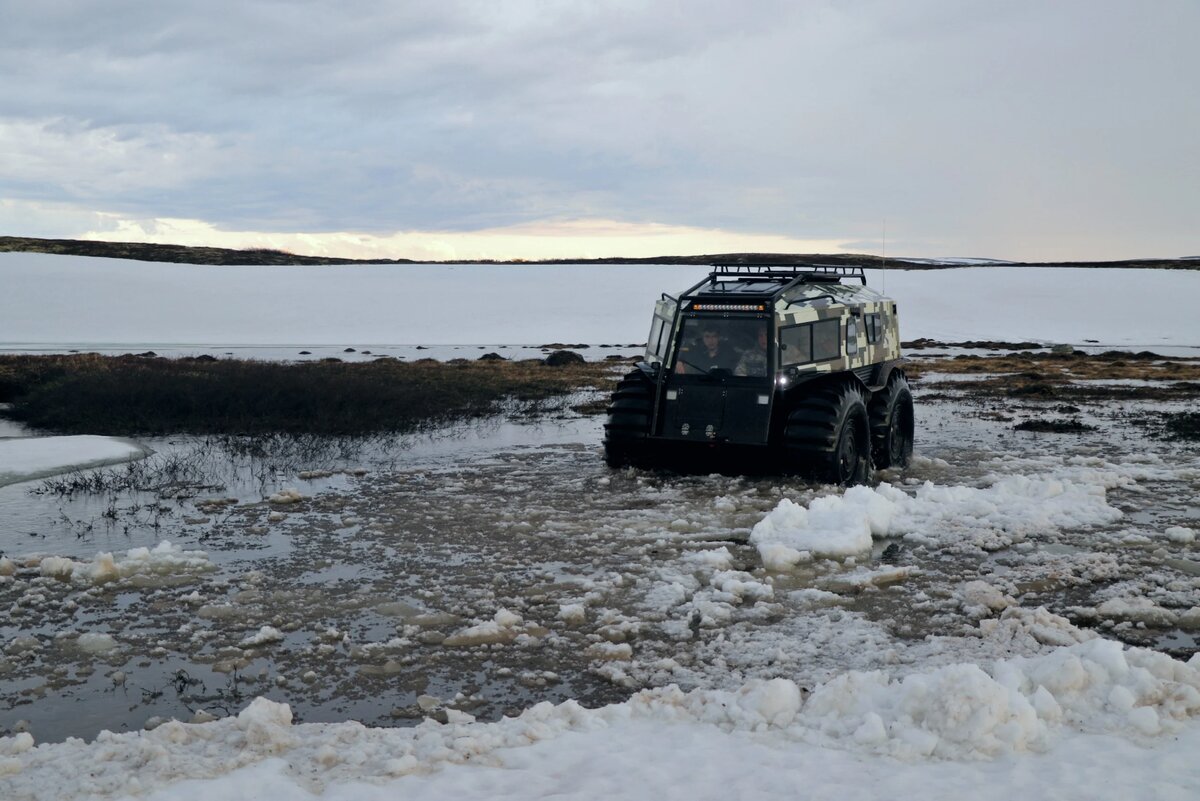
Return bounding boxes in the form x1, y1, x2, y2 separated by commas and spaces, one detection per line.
3, 253, 1199, 357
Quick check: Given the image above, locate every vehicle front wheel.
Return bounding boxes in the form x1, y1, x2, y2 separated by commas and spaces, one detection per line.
603, 369, 654, 467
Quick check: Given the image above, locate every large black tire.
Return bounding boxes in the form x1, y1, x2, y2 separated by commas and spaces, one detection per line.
868, 372, 914, 469
783, 382, 871, 485
603, 370, 654, 467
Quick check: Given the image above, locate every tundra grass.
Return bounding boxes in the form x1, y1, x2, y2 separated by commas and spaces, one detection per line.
0, 354, 621, 436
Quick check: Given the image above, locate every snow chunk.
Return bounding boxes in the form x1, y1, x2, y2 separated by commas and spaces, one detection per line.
236, 697, 294, 751
751, 472, 1125, 569
240, 626, 285, 647
956, 580, 1017, 617
738, 678, 803, 727
709, 570, 774, 602
1095, 597, 1179, 627
74, 632, 119, 654
802, 662, 1043, 758
557, 604, 586, 625
750, 488, 882, 566
979, 607, 1096, 649
0, 732, 34, 756
712, 495, 738, 512
787, 588, 845, 607
800, 635, 1200, 759
444, 608, 526, 647
1178, 607, 1200, 630
268, 487, 304, 504
298, 469, 334, 479
588, 642, 634, 661
1164, 526, 1196, 544
493, 608, 523, 628
35, 541, 214, 586
821, 565, 916, 593
682, 546, 735, 571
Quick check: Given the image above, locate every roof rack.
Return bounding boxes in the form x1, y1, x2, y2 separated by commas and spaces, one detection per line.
709, 262, 867, 285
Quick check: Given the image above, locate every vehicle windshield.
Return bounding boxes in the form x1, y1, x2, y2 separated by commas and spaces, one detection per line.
673, 317, 769, 377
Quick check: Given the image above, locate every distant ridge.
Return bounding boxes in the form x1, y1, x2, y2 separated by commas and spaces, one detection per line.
1, 235, 1196, 270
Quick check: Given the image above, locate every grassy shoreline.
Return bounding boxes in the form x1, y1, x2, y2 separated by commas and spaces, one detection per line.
0, 354, 621, 436
4, 349, 1197, 440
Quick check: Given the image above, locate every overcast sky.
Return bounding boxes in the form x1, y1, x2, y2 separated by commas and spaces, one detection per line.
0, 0, 1196, 261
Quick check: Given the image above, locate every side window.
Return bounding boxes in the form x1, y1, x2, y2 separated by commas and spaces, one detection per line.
865, 313, 881, 344
812, 319, 841, 361
645, 317, 666, 363
846, 317, 859, 356
780, 324, 812, 366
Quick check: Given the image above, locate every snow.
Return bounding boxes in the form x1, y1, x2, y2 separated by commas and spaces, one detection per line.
266, 487, 304, 504
1165, 526, 1196, 544
1, 253, 1198, 352
443, 608, 529, 646
72, 632, 119, 654
239, 626, 285, 647
2, 638, 1197, 800
32, 541, 215, 587
0, 435, 149, 488
750, 470, 1126, 569
750, 487, 885, 567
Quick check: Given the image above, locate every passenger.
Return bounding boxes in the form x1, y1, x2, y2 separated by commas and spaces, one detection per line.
735, 328, 769, 377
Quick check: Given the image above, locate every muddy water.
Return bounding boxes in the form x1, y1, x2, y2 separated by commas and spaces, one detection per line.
2, 381, 1198, 743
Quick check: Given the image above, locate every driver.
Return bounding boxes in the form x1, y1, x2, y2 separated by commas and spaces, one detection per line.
677, 324, 737, 373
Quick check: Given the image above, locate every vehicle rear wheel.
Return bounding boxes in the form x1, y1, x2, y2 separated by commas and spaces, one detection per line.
603, 369, 654, 467
869, 373, 914, 469
783, 382, 871, 485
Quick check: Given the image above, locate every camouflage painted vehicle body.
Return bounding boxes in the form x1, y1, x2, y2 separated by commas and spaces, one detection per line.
604, 264, 913, 483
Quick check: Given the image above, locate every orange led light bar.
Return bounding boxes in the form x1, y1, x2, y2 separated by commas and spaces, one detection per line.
690, 303, 766, 311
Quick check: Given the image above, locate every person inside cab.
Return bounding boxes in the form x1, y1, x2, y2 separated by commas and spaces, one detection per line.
676, 324, 737, 374
735, 327, 769, 377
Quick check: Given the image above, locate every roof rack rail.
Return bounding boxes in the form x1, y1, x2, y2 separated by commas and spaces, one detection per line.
708, 262, 867, 285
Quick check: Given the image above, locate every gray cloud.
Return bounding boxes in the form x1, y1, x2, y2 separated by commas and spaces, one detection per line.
0, 0, 1196, 258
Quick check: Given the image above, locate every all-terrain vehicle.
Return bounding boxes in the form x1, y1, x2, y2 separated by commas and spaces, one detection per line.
603, 263, 913, 483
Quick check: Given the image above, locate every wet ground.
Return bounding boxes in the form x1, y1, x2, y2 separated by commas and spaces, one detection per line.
1, 353, 1198, 743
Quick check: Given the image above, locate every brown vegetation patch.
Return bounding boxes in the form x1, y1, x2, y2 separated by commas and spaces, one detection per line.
0, 354, 618, 436
1163, 412, 1200, 441
902, 338, 1045, 350
1013, 418, 1097, 433
910, 351, 1200, 382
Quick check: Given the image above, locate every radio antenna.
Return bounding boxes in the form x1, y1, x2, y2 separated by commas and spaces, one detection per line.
880, 218, 887, 292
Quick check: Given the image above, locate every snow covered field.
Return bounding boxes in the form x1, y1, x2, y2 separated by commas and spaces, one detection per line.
1, 254, 1199, 799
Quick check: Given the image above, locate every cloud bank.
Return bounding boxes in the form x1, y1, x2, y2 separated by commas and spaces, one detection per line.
1, 1, 1196, 260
